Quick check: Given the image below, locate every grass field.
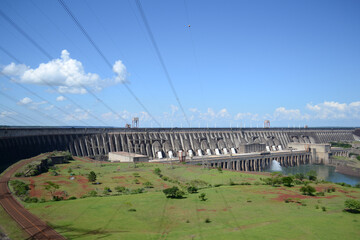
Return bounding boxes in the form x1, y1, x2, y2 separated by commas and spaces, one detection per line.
9, 156, 358, 239
2, 150, 360, 240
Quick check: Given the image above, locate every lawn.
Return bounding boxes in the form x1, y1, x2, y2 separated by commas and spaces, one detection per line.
16, 156, 360, 240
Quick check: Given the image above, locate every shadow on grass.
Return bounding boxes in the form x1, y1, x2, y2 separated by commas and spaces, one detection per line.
47, 223, 129, 239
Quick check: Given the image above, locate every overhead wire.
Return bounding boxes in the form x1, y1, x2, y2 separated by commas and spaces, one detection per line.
0, 90, 67, 126
0, 103, 39, 125
57, 0, 161, 127
0, 49, 92, 126
0, 9, 111, 126
134, 0, 190, 127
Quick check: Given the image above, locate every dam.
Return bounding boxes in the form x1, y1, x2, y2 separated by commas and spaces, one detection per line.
0, 127, 358, 171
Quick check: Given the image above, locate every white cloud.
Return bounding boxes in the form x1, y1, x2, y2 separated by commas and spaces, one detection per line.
65, 108, 90, 121
273, 107, 309, 120
18, 97, 32, 105
1, 50, 127, 94
113, 60, 127, 83
217, 108, 230, 118
56, 96, 66, 101
0, 111, 16, 118
234, 112, 259, 121
307, 101, 360, 119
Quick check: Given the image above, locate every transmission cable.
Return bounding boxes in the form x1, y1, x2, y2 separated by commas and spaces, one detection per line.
0, 104, 39, 126
57, 0, 161, 127
134, 0, 190, 127
0, 90, 68, 126
0, 11, 112, 126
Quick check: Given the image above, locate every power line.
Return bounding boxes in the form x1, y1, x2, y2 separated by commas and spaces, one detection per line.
0, 10, 112, 126
57, 0, 161, 127
0, 91, 67, 126
0, 103, 40, 125
134, 0, 190, 127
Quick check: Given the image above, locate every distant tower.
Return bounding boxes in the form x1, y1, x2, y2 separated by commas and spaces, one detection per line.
264, 120, 270, 128
132, 117, 139, 128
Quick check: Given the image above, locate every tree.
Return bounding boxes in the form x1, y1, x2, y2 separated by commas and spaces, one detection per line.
295, 173, 305, 181
44, 181, 60, 199
199, 193, 207, 201
163, 186, 184, 199
282, 176, 294, 187
300, 185, 316, 196
88, 171, 97, 183
344, 199, 360, 213
307, 170, 317, 181
187, 186, 198, 194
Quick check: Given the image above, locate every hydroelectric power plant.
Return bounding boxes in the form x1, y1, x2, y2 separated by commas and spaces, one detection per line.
1, 127, 359, 172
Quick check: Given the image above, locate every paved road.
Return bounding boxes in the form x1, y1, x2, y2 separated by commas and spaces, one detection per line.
0, 154, 66, 240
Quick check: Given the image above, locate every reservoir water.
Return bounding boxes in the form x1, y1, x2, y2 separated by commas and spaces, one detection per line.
265, 163, 360, 186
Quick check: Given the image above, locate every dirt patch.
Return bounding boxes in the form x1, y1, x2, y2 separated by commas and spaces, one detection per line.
196, 209, 206, 212
222, 208, 227, 211
112, 176, 126, 179
345, 195, 357, 199
163, 184, 170, 188
44, 205, 52, 208
76, 176, 88, 184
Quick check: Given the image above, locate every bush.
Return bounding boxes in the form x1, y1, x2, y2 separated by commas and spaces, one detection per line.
344, 199, 360, 213
133, 179, 140, 184
282, 176, 294, 187
88, 190, 98, 197
199, 193, 207, 201
229, 179, 236, 186
300, 185, 316, 196
357, 156, 360, 161
316, 192, 325, 196
133, 173, 140, 177
240, 182, 251, 185
336, 182, 352, 187
131, 188, 145, 194
187, 186, 198, 194
68, 196, 77, 200
14, 172, 24, 177
128, 208, 136, 212
115, 186, 127, 193
307, 170, 317, 181
217, 167, 222, 173
295, 173, 305, 181
53, 196, 63, 201
10, 180, 30, 197
103, 187, 112, 195
322, 206, 326, 212
205, 218, 211, 223
163, 187, 185, 199
88, 171, 97, 183
143, 181, 153, 188
154, 168, 162, 176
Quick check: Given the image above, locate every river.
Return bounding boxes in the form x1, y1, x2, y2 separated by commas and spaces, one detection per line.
265, 163, 360, 186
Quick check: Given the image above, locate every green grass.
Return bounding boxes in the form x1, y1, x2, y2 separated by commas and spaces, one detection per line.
19, 157, 360, 240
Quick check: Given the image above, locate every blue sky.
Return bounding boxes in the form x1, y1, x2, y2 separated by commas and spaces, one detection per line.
0, 0, 359, 127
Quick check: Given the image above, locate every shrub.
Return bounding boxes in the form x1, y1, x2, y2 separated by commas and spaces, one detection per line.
199, 193, 207, 201
154, 168, 162, 176
217, 167, 222, 173
88, 190, 98, 197
143, 181, 153, 188
344, 199, 360, 213
133, 173, 140, 177
133, 179, 140, 184
294, 173, 305, 181
68, 196, 77, 200
240, 182, 251, 185
88, 171, 97, 183
205, 218, 211, 223
282, 176, 294, 187
307, 170, 317, 181
14, 172, 24, 177
300, 185, 316, 196
40, 198, 46, 203
357, 156, 360, 161
103, 187, 112, 195
316, 192, 325, 196
336, 182, 352, 187
322, 206, 326, 212
187, 186, 198, 194
128, 208, 136, 212
131, 188, 145, 194
163, 187, 185, 199
10, 180, 30, 197
214, 184, 222, 187
115, 186, 127, 193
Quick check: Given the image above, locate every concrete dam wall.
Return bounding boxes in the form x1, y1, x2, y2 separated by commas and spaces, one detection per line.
0, 127, 357, 172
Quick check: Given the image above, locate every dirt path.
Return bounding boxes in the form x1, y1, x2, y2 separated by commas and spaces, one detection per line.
0, 154, 66, 239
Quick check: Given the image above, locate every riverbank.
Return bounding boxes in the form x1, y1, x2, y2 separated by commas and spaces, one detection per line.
328, 157, 360, 178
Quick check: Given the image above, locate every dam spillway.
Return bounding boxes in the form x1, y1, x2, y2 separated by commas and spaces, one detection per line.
0, 127, 358, 171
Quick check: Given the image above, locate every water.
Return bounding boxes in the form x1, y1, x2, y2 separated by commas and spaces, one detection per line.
266, 163, 360, 186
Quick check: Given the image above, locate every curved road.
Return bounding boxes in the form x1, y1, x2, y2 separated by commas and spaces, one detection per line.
0, 154, 66, 239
